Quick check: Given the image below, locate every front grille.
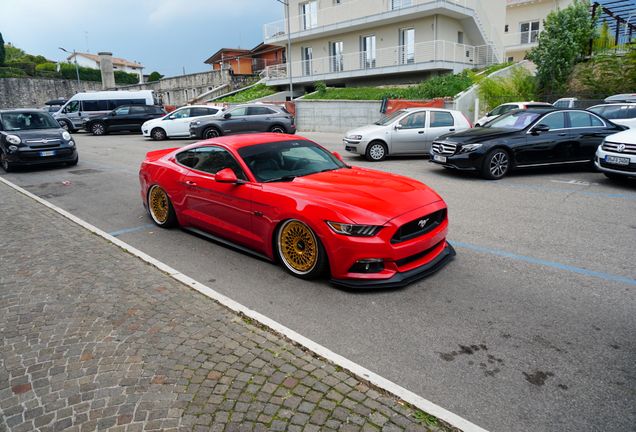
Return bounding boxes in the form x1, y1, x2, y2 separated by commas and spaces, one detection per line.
21, 148, 73, 162
603, 141, 636, 155
431, 141, 457, 155
394, 240, 443, 268
391, 208, 446, 244
600, 161, 636, 172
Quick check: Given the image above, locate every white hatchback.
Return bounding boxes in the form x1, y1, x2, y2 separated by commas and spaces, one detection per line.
142, 105, 224, 140
343, 108, 472, 161
595, 128, 636, 180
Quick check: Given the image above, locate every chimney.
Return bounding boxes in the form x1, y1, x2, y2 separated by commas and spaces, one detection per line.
98, 52, 116, 89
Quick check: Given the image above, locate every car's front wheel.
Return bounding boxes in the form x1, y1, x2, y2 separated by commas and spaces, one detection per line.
1, 149, 13, 172
481, 148, 510, 180
277, 219, 327, 279
203, 127, 220, 139
91, 122, 107, 136
148, 185, 178, 228
366, 141, 387, 162
151, 128, 167, 141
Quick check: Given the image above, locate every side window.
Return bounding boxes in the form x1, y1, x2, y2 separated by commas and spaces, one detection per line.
83, 100, 100, 111
65, 101, 80, 113
173, 108, 191, 119
228, 107, 249, 116
430, 111, 454, 127
249, 107, 273, 115
399, 113, 425, 129
490, 106, 504, 116
627, 106, 636, 119
115, 106, 130, 115
191, 108, 213, 117
175, 150, 200, 168
590, 114, 603, 127
131, 106, 146, 114
569, 111, 596, 128
538, 112, 565, 130
192, 147, 247, 180
600, 105, 621, 119
501, 105, 516, 114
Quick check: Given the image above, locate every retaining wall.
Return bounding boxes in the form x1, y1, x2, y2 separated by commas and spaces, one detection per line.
294, 99, 383, 133
0, 78, 102, 109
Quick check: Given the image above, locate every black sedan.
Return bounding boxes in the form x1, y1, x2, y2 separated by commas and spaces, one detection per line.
430, 108, 626, 180
83, 104, 166, 135
0, 109, 78, 172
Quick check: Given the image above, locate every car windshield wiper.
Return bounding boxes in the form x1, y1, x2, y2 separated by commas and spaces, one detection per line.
263, 175, 296, 183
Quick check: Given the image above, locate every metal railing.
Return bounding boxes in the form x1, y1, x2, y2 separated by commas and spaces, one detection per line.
503, 31, 540, 47
263, 40, 501, 80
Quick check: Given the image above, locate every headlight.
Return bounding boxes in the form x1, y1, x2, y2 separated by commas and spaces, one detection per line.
347, 134, 362, 140
62, 131, 71, 141
326, 221, 381, 237
7, 135, 21, 145
458, 143, 483, 154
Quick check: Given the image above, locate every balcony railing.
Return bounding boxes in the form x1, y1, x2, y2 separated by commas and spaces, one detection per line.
503, 31, 540, 47
264, 0, 501, 50
263, 40, 500, 81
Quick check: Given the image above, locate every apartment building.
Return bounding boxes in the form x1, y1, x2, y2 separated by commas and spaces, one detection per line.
262, 0, 506, 94
504, 0, 574, 62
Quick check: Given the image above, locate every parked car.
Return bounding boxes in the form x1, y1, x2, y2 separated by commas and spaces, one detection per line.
343, 108, 472, 162
604, 93, 636, 103
587, 103, 636, 129
83, 104, 166, 135
475, 101, 553, 127
139, 133, 455, 288
142, 105, 224, 140
594, 128, 636, 180
189, 104, 295, 140
42, 99, 67, 114
553, 98, 579, 108
429, 108, 626, 180
0, 109, 78, 172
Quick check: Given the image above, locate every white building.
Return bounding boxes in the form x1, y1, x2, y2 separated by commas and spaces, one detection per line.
65, 53, 145, 83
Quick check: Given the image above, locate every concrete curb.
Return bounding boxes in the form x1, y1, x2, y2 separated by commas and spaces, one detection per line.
0, 176, 489, 432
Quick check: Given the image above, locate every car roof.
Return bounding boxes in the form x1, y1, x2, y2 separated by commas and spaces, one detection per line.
589, 103, 636, 108
402, 107, 456, 112
180, 133, 308, 152
0, 108, 53, 114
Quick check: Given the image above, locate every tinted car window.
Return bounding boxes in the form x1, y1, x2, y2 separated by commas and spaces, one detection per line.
430, 111, 454, 127
250, 107, 275, 115
172, 108, 191, 119
489, 111, 541, 130
400, 113, 425, 129
115, 106, 130, 115
628, 106, 636, 118
600, 105, 622, 119
83, 100, 100, 111
131, 106, 146, 114
176, 150, 200, 168
191, 107, 217, 117
228, 107, 249, 116
569, 111, 601, 128
539, 112, 566, 129
191, 147, 246, 179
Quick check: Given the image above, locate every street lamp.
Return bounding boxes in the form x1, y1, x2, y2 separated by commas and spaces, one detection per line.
59, 47, 82, 93
276, 0, 294, 101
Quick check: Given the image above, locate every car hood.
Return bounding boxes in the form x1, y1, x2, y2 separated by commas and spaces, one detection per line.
345, 124, 387, 137
264, 166, 443, 225
438, 127, 520, 143
9, 129, 66, 141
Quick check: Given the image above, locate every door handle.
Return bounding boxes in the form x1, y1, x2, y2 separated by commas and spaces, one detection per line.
449, 128, 455, 131
558, 133, 567, 136
186, 181, 197, 186
418, 131, 424, 134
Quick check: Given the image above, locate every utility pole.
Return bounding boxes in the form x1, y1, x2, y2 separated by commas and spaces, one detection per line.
276, 0, 294, 101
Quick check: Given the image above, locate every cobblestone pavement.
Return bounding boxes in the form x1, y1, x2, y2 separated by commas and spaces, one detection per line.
0, 181, 454, 432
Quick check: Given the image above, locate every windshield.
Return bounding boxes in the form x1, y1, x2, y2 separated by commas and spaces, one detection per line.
1, 112, 61, 131
374, 110, 407, 125
237, 140, 346, 183
486, 110, 542, 130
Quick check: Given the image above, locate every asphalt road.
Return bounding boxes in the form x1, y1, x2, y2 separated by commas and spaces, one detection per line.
3, 130, 635, 432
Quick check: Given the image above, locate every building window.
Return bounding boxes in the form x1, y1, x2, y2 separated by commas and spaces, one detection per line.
391, 0, 412, 10
400, 28, 415, 64
301, 1, 317, 30
333, 0, 341, 3
193, 89, 197, 98
166, 92, 170, 104
520, 21, 539, 44
360, 35, 376, 68
302, 46, 313, 76
508, 56, 514, 62
330, 41, 344, 72
458, 32, 464, 44
505, 24, 509, 33
184, 89, 189, 100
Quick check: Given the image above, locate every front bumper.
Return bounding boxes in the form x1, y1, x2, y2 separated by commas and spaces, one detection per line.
4, 145, 78, 166
594, 146, 636, 177
428, 150, 482, 171
343, 138, 369, 156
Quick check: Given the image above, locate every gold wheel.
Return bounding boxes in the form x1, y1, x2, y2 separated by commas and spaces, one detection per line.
278, 220, 318, 274
148, 185, 176, 227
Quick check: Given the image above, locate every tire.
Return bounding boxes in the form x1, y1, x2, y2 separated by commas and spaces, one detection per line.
269, 125, 286, 134
365, 141, 387, 162
604, 172, 627, 181
481, 148, 510, 180
66, 155, 79, 166
203, 127, 220, 139
1, 149, 13, 173
91, 122, 107, 136
276, 219, 328, 279
148, 185, 178, 228
151, 128, 167, 141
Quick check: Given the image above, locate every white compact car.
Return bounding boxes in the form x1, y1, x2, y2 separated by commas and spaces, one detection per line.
588, 103, 636, 129
475, 101, 553, 127
142, 105, 224, 140
343, 108, 472, 161
595, 128, 636, 180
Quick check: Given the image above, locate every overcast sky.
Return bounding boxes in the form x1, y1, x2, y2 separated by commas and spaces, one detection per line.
1, 0, 284, 77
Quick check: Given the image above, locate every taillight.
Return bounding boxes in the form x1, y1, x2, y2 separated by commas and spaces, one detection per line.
461, 112, 473, 128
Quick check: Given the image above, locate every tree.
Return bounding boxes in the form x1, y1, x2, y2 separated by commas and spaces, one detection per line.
526, 0, 598, 94
0, 32, 5, 66
147, 71, 162, 82
4, 43, 25, 61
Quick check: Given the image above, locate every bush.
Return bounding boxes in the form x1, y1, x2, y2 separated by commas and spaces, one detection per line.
476, 66, 538, 112
0, 67, 27, 78
216, 83, 277, 102
147, 71, 162, 82
35, 62, 57, 72
4, 60, 36, 75
114, 70, 139, 84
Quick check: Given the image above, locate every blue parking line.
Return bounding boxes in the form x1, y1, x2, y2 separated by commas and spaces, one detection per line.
109, 224, 155, 236
452, 241, 636, 285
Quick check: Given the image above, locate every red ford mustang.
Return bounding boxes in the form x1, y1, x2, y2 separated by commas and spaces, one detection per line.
139, 133, 455, 288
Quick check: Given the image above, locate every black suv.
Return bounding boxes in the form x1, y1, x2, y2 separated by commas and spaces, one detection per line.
189, 104, 295, 140
0, 109, 79, 172
83, 104, 166, 135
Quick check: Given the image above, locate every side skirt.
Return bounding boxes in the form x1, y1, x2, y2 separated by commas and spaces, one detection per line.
181, 226, 274, 262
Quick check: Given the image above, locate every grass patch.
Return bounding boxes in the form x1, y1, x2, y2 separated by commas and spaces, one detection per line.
216, 83, 278, 103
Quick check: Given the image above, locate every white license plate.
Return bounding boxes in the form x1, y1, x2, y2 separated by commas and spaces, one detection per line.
433, 155, 447, 162
40, 151, 56, 157
605, 155, 629, 166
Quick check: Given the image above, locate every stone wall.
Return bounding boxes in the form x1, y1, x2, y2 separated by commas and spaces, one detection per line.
294, 99, 383, 133
0, 78, 102, 109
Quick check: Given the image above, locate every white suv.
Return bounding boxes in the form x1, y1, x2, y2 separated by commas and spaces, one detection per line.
142, 105, 224, 140
588, 103, 636, 129
595, 129, 636, 180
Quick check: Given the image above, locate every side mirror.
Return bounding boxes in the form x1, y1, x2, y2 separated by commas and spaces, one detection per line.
216, 168, 242, 184
394, 123, 403, 130
169, 115, 176, 119
110, 111, 117, 116
333, 152, 344, 162
224, 113, 232, 119
532, 124, 550, 134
